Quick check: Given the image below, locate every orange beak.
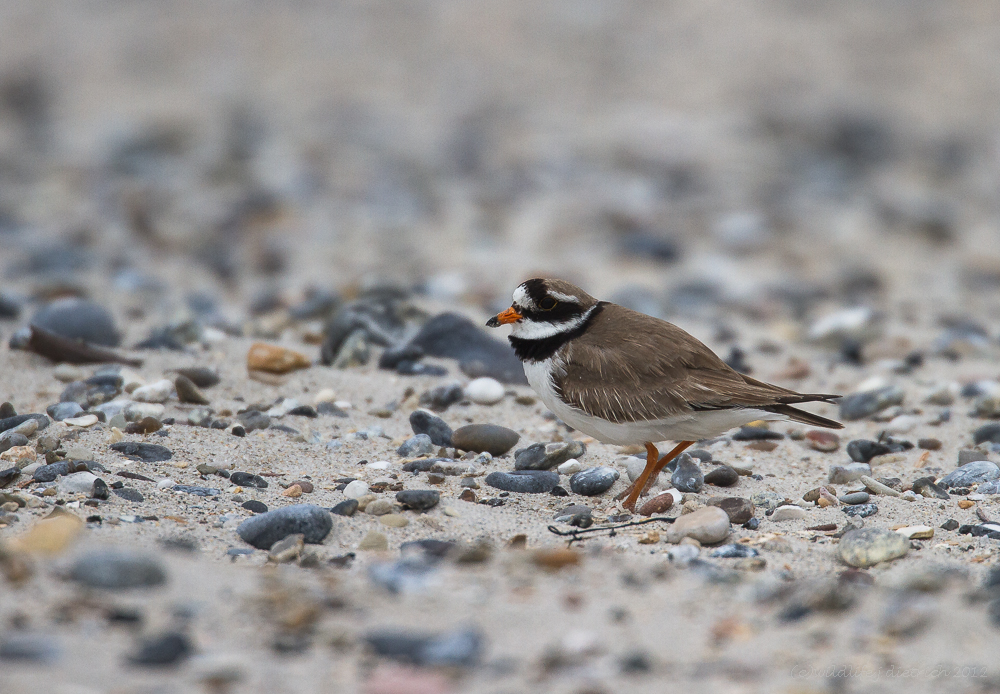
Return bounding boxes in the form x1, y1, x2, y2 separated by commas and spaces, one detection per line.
486, 306, 522, 327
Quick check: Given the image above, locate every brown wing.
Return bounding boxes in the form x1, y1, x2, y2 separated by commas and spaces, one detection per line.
551, 303, 840, 425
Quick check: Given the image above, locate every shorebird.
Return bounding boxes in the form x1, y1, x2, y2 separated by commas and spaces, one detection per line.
487, 278, 842, 511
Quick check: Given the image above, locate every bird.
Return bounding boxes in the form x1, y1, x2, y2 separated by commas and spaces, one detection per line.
486, 278, 843, 512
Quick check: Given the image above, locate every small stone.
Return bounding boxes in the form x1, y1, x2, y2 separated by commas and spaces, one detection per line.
31, 298, 121, 347
426, 473, 446, 484
710, 544, 759, 558
817, 488, 840, 507
664, 506, 730, 544
366, 499, 396, 516
940, 519, 959, 531
707, 497, 754, 524
124, 402, 165, 422
485, 470, 559, 494
806, 430, 840, 452
397, 434, 436, 458
771, 505, 807, 521
330, 499, 358, 516
170, 367, 220, 388
236, 504, 334, 549
514, 441, 586, 470
0, 446, 36, 468
172, 485, 219, 497
127, 632, 192, 666
732, 426, 783, 441
396, 490, 440, 511
846, 439, 892, 463
110, 442, 172, 462
896, 525, 934, 540
459, 489, 476, 502
174, 376, 209, 405
838, 528, 909, 568
958, 499, 975, 509
57, 471, 99, 495
282, 484, 302, 498
569, 467, 619, 496
939, 461, 1000, 488
671, 454, 703, 493
230, 472, 268, 489
409, 410, 453, 446
451, 424, 519, 455
289, 480, 313, 493
268, 534, 304, 563
124, 416, 162, 435
236, 410, 270, 433
113, 488, 145, 503
464, 377, 504, 405
828, 463, 872, 484
246, 343, 311, 374
839, 491, 870, 505
379, 513, 409, 528
69, 551, 167, 588
358, 531, 389, 550
839, 385, 905, 421
703, 465, 738, 487
63, 414, 98, 428
912, 477, 950, 499
557, 459, 582, 475
638, 493, 674, 516
132, 379, 174, 403
918, 438, 942, 451
242, 500, 268, 514
343, 480, 370, 499
974, 396, 1000, 418
47, 402, 84, 422
842, 503, 879, 518
419, 382, 464, 411
972, 423, 1000, 445
53, 364, 86, 382
750, 491, 784, 512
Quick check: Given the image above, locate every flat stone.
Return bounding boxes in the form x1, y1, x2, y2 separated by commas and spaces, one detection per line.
174, 376, 209, 405
771, 505, 807, 521
839, 491, 871, 505
172, 485, 219, 497
396, 489, 440, 511
113, 487, 145, 503
343, 480, 369, 499
514, 441, 585, 470
63, 415, 98, 428
569, 467, 619, 496
451, 424, 519, 456
241, 500, 267, 514
419, 382, 464, 411
408, 410, 452, 446
379, 513, 409, 528
664, 506, 729, 545
69, 551, 166, 589
973, 423, 1000, 445
33, 461, 103, 483
365, 499, 396, 516
47, 402, 84, 422
229, 472, 268, 489
912, 477, 950, 499
246, 342, 311, 374
109, 442, 172, 462
236, 504, 334, 549
703, 465, 738, 487
707, 497, 755, 524
710, 544, 759, 558
56, 471, 99, 495
236, 410, 270, 433
397, 434, 436, 458
896, 525, 934, 540
838, 528, 909, 568
485, 470, 559, 494
842, 503, 879, 518
806, 430, 840, 452
839, 385, 905, 421
358, 531, 389, 550
557, 459, 582, 475
31, 298, 121, 347
939, 461, 1000, 488
127, 632, 192, 666
131, 379, 174, 404
330, 499, 359, 516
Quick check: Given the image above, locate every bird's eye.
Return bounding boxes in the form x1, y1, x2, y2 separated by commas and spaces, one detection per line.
539, 297, 557, 310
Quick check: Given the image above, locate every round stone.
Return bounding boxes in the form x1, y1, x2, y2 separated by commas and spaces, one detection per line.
236, 504, 334, 549
842, 503, 879, 518
839, 491, 871, 505
771, 505, 807, 521
664, 506, 730, 544
365, 499, 395, 516
838, 528, 909, 568
69, 551, 167, 589
464, 377, 505, 405
131, 379, 174, 404
638, 493, 674, 516
31, 298, 121, 347
408, 410, 452, 446
485, 470, 559, 494
379, 513, 409, 528
343, 481, 370, 499
451, 424, 520, 456
397, 434, 436, 458
396, 489, 440, 511
671, 454, 704, 493
557, 459, 582, 475
569, 467, 619, 496
703, 465, 738, 487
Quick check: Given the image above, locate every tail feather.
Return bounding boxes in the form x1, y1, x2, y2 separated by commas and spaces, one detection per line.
764, 403, 844, 429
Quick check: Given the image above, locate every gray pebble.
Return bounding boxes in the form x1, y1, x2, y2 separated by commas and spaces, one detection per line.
839, 385, 905, 421
838, 528, 909, 567
31, 298, 121, 347
364, 627, 483, 667
569, 467, 619, 496
229, 472, 268, 489
236, 504, 334, 549
237, 410, 270, 433
839, 491, 870, 505
419, 382, 464, 412
397, 434, 436, 458
109, 442, 172, 463
514, 441, 586, 471
396, 489, 440, 511
939, 461, 1000, 488
828, 462, 871, 484
709, 544, 759, 558
451, 424, 520, 456
113, 487, 144, 503
171, 485, 220, 497
69, 551, 167, 589
842, 503, 879, 518
409, 410, 452, 446
704, 465, 739, 487
485, 470, 559, 494
671, 453, 704, 493
973, 423, 1000, 445
46, 401, 84, 422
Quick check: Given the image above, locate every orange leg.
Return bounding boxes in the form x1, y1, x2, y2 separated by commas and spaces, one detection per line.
621, 440, 695, 512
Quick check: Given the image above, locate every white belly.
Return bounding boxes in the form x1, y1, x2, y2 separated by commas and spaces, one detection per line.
522, 359, 782, 445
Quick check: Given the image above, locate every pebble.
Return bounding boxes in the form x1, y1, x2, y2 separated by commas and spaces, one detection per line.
53, 364, 86, 382
838, 528, 909, 568
939, 461, 1000, 488
110, 442, 172, 462
358, 530, 389, 551
408, 410, 452, 446
131, 379, 174, 403
268, 534, 304, 563
174, 376, 209, 405
344, 481, 370, 499
664, 506, 730, 544
839, 491, 871, 505
246, 342, 311, 374
31, 298, 121, 346
806, 430, 840, 452
331, 499, 359, 516
364, 627, 483, 667
771, 505, 807, 521
366, 499, 395, 516
514, 441, 586, 470
750, 491, 784, 512
396, 490, 440, 511
125, 416, 162, 434
556, 459, 582, 475
842, 503, 879, 518
63, 414, 98, 428
170, 367, 220, 388
569, 467, 619, 496
974, 396, 1000, 418
124, 402, 165, 422
807, 306, 880, 346
0, 414, 49, 435
397, 434, 437, 458
710, 544, 759, 558
896, 525, 934, 540
918, 438, 942, 450
451, 424, 519, 455
703, 465, 738, 487
978, 480, 1000, 494
464, 377, 505, 405
707, 497, 755, 524
236, 504, 334, 549
957, 449, 989, 465
56, 471, 99, 495
846, 439, 892, 463
236, 410, 270, 433
47, 402, 84, 422
379, 514, 409, 528
0, 446, 35, 468
229, 472, 268, 489
638, 493, 674, 516
33, 461, 103, 482
127, 632, 192, 666
973, 423, 1000, 445
0, 633, 59, 663
671, 454, 704, 493
839, 385, 905, 421
242, 500, 268, 514
172, 485, 219, 497
828, 463, 872, 484
485, 470, 559, 494
912, 476, 950, 499
69, 551, 167, 589
552, 504, 593, 525
419, 382, 464, 411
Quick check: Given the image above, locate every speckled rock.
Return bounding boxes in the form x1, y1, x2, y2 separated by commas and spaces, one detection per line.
569, 467, 619, 496
939, 461, 1000, 488
838, 528, 909, 567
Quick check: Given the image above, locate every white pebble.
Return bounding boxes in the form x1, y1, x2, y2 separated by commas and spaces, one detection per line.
883, 414, 919, 434
557, 459, 582, 475
368, 461, 391, 470
442, 506, 460, 517
131, 379, 174, 403
465, 377, 505, 405
771, 505, 807, 521
343, 480, 369, 499
314, 388, 336, 404
334, 400, 353, 410
63, 414, 98, 428
156, 478, 175, 490
267, 398, 299, 417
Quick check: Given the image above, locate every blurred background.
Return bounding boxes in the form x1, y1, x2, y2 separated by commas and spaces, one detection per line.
1, 0, 1000, 337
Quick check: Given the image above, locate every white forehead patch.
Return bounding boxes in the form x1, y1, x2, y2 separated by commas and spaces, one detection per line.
512, 284, 531, 308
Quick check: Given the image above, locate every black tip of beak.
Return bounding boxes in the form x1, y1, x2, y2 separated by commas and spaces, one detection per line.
485, 317, 500, 328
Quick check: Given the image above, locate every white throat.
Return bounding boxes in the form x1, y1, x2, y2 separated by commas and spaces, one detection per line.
509, 305, 595, 340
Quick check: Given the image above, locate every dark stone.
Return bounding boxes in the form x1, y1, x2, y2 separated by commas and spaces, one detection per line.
170, 367, 219, 388
319, 288, 415, 365
839, 386, 905, 421
549, 485, 569, 497
241, 500, 268, 514
912, 477, 950, 499
109, 442, 172, 462
231, 425, 246, 437
236, 504, 334, 549
0, 467, 20, 488
124, 417, 162, 435
0, 403, 15, 419
409, 410, 452, 446
396, 489, 440, 511
287, 405, 318, 418
364, 627, 483, 667
33, 461, 104, 483
407, 312, 527, 385
671, 453, 704, 493
174, 376, 209, 405
330, 499, 359, 517
317, 402, 349, 417
842, 503, 879, 518
236, 410, 270, 433
973, 423, 1000, 445
569, 467, 619, 496
0, 413, 49, 435
92, 478, 110, 500
939, 461, 1000, 488
171, 485, 219, 497
704, 465, 739, 487
940, 519, 959, 531
30, 298, 121, 347
485, 470, 559, 494
229, 472, 268, 489
847, 439, 892, 463
401, 458, 443, 473
732, 426, 784, 441
0, 294, 22, 321
707, 497, 755, 525
113, 488, 145, 503
127, 632, 192, 666
379, 343, 425, 370
451, 424, 519, 455
958, 523, 1000, 540
419, 383, 464, 412
514, 441, 586, 471
69, 551, 167, 589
